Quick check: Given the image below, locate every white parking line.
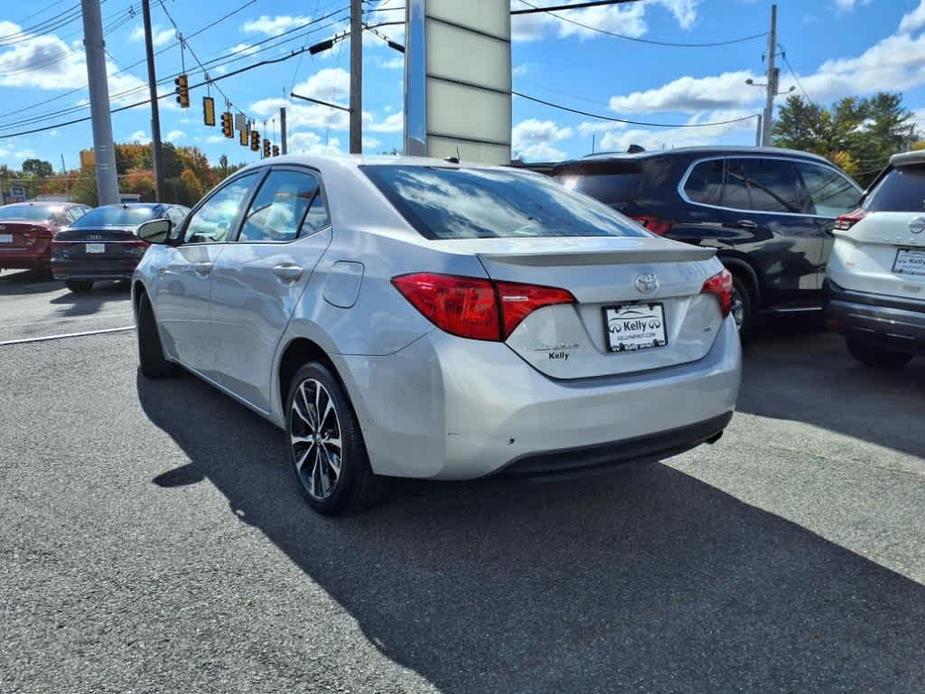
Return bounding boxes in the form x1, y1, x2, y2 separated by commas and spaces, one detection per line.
0, 325, 135, 346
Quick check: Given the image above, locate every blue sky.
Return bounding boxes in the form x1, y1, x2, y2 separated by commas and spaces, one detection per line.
1, 0, 924, 170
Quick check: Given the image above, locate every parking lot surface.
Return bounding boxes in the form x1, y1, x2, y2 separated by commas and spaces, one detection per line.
2, 278, 924, 693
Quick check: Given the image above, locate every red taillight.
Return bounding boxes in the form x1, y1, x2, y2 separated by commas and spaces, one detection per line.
701, 269, 733, 318
834, 208, 867, 231
631, 216, 673, 236
392, 273, 575, 341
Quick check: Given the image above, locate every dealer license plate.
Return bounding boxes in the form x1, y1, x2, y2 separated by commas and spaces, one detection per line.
604, 303, 668, 352
893, 248, 925, 277
85, 242, 105, 254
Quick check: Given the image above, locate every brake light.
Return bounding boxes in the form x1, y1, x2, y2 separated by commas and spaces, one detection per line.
631, 216, 673, 236
392, 273, 575, 341
834, 208, 867, 231
701, 269, 733, 318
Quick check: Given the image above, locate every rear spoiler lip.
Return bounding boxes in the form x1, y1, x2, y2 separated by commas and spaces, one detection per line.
476, 246, 716, 266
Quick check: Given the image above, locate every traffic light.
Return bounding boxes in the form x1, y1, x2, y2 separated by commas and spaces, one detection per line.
262, 139, 270, 158
220, 111, 233, 138
203, 96, 215, 126
272, 145, 280, 157
239, 122, 248, 146
174, 73, 189, 108
250, 130, 260, 152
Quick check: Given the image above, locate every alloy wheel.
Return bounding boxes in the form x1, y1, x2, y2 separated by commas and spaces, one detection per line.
290, 378, 343, 500
730, 286, 746, 331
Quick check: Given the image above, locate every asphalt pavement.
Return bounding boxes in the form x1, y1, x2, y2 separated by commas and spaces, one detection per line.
1, 293, 924, 693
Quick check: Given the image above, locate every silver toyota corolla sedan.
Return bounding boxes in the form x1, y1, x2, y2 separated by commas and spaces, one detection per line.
132, 155, 741, 515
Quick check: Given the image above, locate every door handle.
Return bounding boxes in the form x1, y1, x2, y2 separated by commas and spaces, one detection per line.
735, 220, 758, 229
193, 261, 213, 276
273, 264, 304, 282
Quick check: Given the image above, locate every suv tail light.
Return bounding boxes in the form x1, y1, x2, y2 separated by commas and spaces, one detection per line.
834, 208, 867, 231
392, 273, 575, 341
701, 269, 733, 318
631, 216, 673, 236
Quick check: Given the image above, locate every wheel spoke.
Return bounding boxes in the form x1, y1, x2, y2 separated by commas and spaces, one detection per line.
320, 395, 336, 431
291, 434, 315, 446
299, 383, 315, 428
295, 442, 316, 473
292, 401, 312, 427
325, 448, 341, 479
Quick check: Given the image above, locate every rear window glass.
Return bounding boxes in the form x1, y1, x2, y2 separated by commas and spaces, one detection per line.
557, 166, 643, 208
362, 165, 648, 240
0, 205, 59, 222
866, 167, 925, 212
72, 206, 162, 227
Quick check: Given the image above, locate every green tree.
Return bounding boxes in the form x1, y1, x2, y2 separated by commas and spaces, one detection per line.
22, 159, 53, 178
772, 91, 917, 186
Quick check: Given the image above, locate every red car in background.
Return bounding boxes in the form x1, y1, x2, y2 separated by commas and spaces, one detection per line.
0, 202, 91, 274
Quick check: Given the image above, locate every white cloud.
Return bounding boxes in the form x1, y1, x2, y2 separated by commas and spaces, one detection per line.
294, 67, 350, 103
609, 70, 760, 113
229, 43, 259, 57
513, 63, 529, 77
288, 131, 342, 155
512, 118, 573, 161
205, 135, 227, 144
251, 97, 352, 131
362, 136, 381, 150
368, 111, 403, 133
900, 1, 925, 34
128, 25, 173, 47
598, 109, 756, 152
128, 130, 151, 144
381, 56, 403, 70
165, 130, 185, 141
241, 15, 312, 36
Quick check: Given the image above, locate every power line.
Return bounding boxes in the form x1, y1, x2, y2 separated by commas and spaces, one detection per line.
778, 46, 815, 107
513, 90, 760, 128
0, 2, 85, 46
512, 0, 639, 14
514, 0, 768, 47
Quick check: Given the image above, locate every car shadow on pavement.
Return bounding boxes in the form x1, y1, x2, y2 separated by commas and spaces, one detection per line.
739, 325, 925, 459
49, 281, 132, 317
0, 269, 60, 295
138, 372, 925, 693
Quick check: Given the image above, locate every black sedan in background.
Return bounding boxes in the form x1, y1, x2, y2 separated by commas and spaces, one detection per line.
52, 203, 188, 293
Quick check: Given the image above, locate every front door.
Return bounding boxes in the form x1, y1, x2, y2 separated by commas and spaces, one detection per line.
209, 167, 333, 412
153, 171, 263, 375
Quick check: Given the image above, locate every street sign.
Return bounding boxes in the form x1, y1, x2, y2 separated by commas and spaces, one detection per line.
234, 113, 247, 131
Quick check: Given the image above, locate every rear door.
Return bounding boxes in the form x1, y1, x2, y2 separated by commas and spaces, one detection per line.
154, 171, 262, 374
718, 156, 823, 304
209, 167, 332, 411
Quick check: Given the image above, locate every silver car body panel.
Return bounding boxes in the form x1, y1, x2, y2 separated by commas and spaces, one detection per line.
135, 154, 741, 479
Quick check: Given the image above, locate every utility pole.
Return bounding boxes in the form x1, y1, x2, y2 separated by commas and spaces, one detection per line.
755, 114, 762, 146
280, 106, 288, 155
142, 0, 164, 202
761, 4, 778, 147
349, 0, 362, 154
81, 0, 120, 205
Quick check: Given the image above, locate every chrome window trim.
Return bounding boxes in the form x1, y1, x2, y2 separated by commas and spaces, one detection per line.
676, 154, 862, 220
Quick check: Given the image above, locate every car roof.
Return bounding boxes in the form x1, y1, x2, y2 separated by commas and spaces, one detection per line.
235, 153, 521, 177
889, 150, 925, 167
561, 146, 835, 166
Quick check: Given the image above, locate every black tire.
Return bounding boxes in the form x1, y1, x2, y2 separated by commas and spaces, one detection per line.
66, 279, 93, 293
136, 292, 178, 379
286, 362, 385, 516
729, 273, 753, 335
845, 336, 912, 369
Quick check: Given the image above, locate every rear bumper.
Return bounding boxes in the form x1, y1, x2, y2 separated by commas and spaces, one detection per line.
51, 257, 140, 281
0, 247, 51, 269
825, 280, 925, 353
337, 316, 741, 480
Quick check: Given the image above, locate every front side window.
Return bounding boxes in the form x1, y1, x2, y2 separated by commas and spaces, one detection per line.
362, 165, 649, 239
166, 207, 187, 226
683, 159, 724, 205
184, 172, 260, 244
238, 170, 326, 243
725, 158, 808, 214
794, 162, 860, 217
865, 166, 925, 212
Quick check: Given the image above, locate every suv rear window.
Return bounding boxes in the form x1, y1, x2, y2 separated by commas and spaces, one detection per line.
362, 165, 648, 240
866, 166, 925, 212
556, 163, 643, 209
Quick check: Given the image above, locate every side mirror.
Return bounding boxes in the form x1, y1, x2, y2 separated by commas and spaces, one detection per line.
137, 218, 172, 244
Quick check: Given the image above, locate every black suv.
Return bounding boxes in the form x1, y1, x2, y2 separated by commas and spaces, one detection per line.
550, 147, 862, 331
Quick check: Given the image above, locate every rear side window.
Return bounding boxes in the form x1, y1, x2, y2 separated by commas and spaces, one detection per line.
683, 159, 724, 205
557, 163, 643, 208
362, 165, 648, 240
866, 167, 925, 212
794, 162, 860, 217
726, 158, 808, 214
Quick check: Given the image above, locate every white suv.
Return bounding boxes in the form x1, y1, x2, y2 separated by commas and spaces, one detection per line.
826, 151, 925, 368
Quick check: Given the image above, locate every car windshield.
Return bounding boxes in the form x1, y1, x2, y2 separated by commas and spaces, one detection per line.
0, 205, 59, 222
866, 166, 925, 212
72, 206, 162, 227
361, 165, 648, 240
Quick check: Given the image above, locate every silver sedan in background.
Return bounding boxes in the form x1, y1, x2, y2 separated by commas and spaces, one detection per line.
132, 155, 741, 515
